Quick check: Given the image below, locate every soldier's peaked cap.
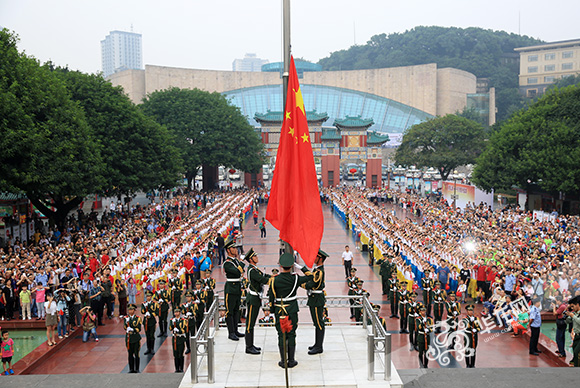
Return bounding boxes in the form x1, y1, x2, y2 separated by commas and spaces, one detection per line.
279, 252, 294, 267
244, 248, 257, 262
224, 236, 236, 250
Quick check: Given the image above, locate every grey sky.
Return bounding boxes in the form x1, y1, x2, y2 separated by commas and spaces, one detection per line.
1, 0, 579, 74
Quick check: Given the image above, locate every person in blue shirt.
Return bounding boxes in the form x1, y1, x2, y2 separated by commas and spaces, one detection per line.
528, 298, 542, 355
436, 262, 451, 287
504, 268, 516, 296
35, 271, 49, 287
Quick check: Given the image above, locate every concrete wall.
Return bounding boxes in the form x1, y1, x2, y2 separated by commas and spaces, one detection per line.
108, 63, 477, 116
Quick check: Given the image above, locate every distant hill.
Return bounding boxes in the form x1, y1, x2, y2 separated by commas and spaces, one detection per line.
318, 26, 543, 122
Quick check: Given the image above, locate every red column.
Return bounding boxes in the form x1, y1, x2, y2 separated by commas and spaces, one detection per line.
321, 155, 340, 187
366, 158, 382, 188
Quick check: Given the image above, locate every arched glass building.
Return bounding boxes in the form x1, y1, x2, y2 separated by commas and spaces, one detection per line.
222, 84, 433, 136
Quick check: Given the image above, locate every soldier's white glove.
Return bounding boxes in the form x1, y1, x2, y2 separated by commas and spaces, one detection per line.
186, 312, 193, 318
173, 327, 179, 333
293, 263, 302, 272
127, 327, 134, 333
145, 312, 151, 317
172, 286, 176, 290
159, 299, 164, 304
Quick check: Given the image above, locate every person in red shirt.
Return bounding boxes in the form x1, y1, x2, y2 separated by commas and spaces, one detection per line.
101, 251, 110, 267
183, 253, 195, 290
252, 209, 259, 226
89, 255, 99, 275
473, 260, 488, 301
486, 265, 498, 300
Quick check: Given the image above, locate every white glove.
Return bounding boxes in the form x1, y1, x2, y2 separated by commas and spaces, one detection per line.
293, 263, 302, 271
159, 299, 164, 304
127, 327, 134, 333
173, 327, 179, 333
145, 312, 151, 317
186, 312, 193, 318
172, 286, 176, 290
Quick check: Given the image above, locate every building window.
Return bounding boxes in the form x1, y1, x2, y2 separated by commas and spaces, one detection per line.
545, 53, 556, 60
527, 89, 537, 98
544, 76, 555, 83
562, 62, 574, 70
527, 66, 538, 73
528, 55, 538, 62
371, 175, 378, 188
562, 51, 574, 59
328, 171, 334, 186
527, 77, 538, 84
544, 64, 555, 72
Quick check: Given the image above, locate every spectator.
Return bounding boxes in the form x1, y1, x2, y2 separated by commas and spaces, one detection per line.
259, 217, 267, 239
80, 306, 99, 342
45, 293, 58, 346
127, 278, 137, 305
199, 250, 212, 279
342, 245, 354, 279
116, 279, 128, 318
55, 289, 70, 338
216, 233, 225, 266
436, 262, 451, 287
19, 284, 32, 320
552, 296, 568, 358
1, 330, 14, 375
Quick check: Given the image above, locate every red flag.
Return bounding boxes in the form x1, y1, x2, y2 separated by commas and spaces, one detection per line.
266, 56, 324, 268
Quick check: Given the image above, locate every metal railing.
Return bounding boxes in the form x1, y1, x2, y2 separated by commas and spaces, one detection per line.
362, 295, 391, 381
190, 295, 220, 384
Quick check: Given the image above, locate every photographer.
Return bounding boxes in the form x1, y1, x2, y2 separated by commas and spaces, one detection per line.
80, 306, 99, 342
552, 295, 568, 358
565, 296, 580, 367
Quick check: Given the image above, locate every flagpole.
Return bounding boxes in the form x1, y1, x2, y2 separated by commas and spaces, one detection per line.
282, 0, 294, 257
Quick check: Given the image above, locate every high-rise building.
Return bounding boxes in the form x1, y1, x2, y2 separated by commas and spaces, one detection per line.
232, 53, 269, 72
515, 39, 580, 97
101, 30, 142, 78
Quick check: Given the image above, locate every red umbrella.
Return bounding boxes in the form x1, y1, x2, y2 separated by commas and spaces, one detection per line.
349, 168, 357, 174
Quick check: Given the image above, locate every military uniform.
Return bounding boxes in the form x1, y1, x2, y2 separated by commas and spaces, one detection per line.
192, 282, 207, 330
367, 237, 374, 266
398, 284, 409, 333
347, 269, 359, 319
431, 284, 446, 332
181, 291, 199, 354
351, 281, 370, 322
244, 248, 271, 354
463, 305, 481, 368
445, 293, 461, 349
416, 307, 433, 368
170, 309, 188, 373
202, 276, 216, 312
388, 275, 400, 318
169, 273, 183, 312
376, 254, 395, 295
421, 274, 434, 317
154, 282, 171, 336
124, 306, 143, 373
302, 250, 328, 355
258, 308, 275, 326
223, 238, 246, 340
141, 294, 159, 355
267, 253, 312, 368
407, 294, 419, 350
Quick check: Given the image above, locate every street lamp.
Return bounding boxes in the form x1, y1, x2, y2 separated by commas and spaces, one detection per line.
452, 169, 459, 209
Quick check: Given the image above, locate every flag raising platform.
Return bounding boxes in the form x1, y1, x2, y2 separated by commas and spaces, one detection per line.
178, 325, 402, 388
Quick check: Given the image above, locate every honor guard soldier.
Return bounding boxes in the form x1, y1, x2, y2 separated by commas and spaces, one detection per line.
431, 281, 446, 332
445, 291, 461, 349
169, 268, 183, 312
303, 249, 328, 355
154, 280, 171, 337
223, 236, 246, 341
193, 280, 206, 330
367, 235, 375, 266
141, 291, 159, 355
258, 307, 275, 326
389, 272, 400, 318
369, 304, 388, 331
347, 268, 360, 319
421, 270, 434, 317
463, 304, 481, 368
202, 271, 216, 312
376, 253, 394, 295
351, 280, 370, 322
181, 291, 198, 354
398, 281, 409, 333
170, 307, 188, 373
244, 248, 271, 354
407, 292, 420, 351
416, 304, 433, 369
267, 253, 312, 369
124, 304, 143, 373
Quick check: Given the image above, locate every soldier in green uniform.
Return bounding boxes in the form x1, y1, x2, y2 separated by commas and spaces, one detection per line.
124, 304, 143, 373
169, 268, 183, 313
268, 253, 312, 368
445, 291, 461, 350
170, 306, 188, 373
431, 281, 447, 333
421, 270, 434, 317
351, 280, 370, 322
347, 268, 359, 319
407, 292, 419, 351
154, 280, 171, 337
389, 272, 400, 318
376, 252, 394, 295
463, 304, 481, 368
416, 304, 433, 368
141, 291, 159, 355
367, 234, 375, 266
223, 236, 245, 341
398, 281, 409, 333
303, 249, 328, 355
202, 271, 216, 312
258, 307, 275, 326
181, 291, 198, 355
193, 280, 206, 330
369, 303, 388, 331
244, 248, 271, 354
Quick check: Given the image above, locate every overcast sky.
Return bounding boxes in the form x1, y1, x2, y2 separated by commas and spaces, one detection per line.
1, 0, 579, 74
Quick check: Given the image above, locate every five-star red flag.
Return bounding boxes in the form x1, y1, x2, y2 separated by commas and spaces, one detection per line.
266, 56, 324, 268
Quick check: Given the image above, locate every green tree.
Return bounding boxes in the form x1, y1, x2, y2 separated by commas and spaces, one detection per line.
395, 115, 486, 180
547, 74, 580, 90
0, 29, 104, 229
472, 85, 580, 195
141, 87, 264, 190
55, 70, 182, 198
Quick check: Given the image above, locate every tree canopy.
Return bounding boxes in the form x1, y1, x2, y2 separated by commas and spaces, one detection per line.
394, 115, 487, 180
140, 87, 264, 189
317, 26, 542, 122
472, 85, 580, 194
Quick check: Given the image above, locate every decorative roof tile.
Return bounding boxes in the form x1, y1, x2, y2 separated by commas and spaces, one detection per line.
333, 115, 374, 129
320, 128, 342, 140
254, 109, 329, 123
366, 131, 390, 144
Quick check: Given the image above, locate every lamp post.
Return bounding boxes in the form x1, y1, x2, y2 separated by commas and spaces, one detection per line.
452, 169, 459, 210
